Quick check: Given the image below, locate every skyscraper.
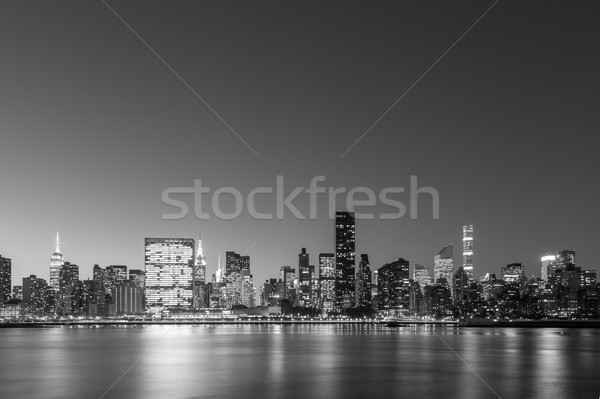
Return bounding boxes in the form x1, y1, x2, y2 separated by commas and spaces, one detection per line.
434, 244, 454, 292
49, 232, 64, 292
501, 263, 526, 285
335, 211, 355, 312
355, 254, 372, 308
377, 258, 410, 316
280, 266, 296, 301
541, 254, 557, 282
557, 249, 576, 268
144, 238, 195, 313
0, 255, 11, 304
298, 248, 312, 307
413, 264, 432, 294
193, 237, 207, 308
319, 253, 335, 313
462, 225, 474, 279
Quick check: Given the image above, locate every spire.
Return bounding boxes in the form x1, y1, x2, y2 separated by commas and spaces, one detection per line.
55, 232, 61, 254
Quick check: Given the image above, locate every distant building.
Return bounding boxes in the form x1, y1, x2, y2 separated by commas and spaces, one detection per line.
0, 255, 11, 304
556, 249, 576, 269
413, 264, 432, 294
541, 254, 557, 282
280, 266, 296, 301
319, 253, 335, 313
335, 211, 356, 311
144, 238, 195, 313
193, 237, 207, 308
49, 232, 64, 292
298, 248, 312, 307
501, 263, 526, 286
355, 254, 372, 308
434, 244, 454, 294
114, 283, 144, 315
58, 261, 79, 315
462, 225, 474, 279
23, 275, 47, 316
12, 285, 22, 301
377, 258, 410, 317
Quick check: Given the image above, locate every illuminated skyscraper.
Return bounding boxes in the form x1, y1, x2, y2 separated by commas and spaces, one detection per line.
0, 255, 11, 304
413, 264, 432, 294
298, 248, 312, 307
144, 238, 195, 313
434, 244, 454, 292
193, 236, 207, 308
49, 232, 64, 292
541, 254, 557, 282
501, 263, 525, 285
557, 249, 576, 268
377, 258, 410, 316
462, 225, 474, 279
355, 254, 372, 308
319, 253, 335, 313
335, 211, 356, 312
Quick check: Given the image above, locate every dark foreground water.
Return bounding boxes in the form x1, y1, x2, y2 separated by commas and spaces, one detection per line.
0, 325, 599, 399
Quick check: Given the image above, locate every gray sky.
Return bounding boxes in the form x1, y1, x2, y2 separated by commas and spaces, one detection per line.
1, 0, 599, 287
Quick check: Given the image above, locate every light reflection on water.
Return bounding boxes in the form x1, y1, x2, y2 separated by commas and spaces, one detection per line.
0, 326, 598, 398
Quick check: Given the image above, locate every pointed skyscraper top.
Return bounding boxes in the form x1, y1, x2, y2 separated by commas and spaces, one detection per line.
55, 232, 61, 254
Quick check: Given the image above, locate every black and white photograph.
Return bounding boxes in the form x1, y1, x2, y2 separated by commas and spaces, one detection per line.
1, 1, 599, 398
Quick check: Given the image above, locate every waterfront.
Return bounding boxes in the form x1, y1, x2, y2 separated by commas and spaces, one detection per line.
1, 325, 599, 398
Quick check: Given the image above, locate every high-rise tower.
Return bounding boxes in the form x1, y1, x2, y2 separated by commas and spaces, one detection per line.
49, 232, 64, 292
335, 211, 355, 312
434, 244, 454, 291
193, 236, 207, 308
144, 237, 195, 312
462, 225, 474, 279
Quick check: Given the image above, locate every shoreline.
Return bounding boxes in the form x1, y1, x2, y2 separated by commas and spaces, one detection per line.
1, 320, 600, 328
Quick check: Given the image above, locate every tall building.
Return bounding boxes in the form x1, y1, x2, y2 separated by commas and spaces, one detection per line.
335, 211, 356, 312
0, 255, 11, 304
22, 275, 47, 316
193, 237, 207, 308
557, 249, 576, 268
541, 254, 557, 282
240, 269, 255, 308
501, 263, 526, 285
434, 244, 454, 291
144, 238, 195, 313
413, 264, 432, 294
355, 254, 372, 308
462, 225, 474, 279
319, 253, 335, 313
280, 266, 296, 301
298, 248, 312, 307
58, 261, 80, 314
49, 232, 64, 292
377, 258, 410, 316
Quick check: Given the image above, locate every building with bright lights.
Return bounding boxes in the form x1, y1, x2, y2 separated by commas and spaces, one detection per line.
355, 254, 372, 308
319, 253, 335, 313
434, 244, 454, 293
144, 237, 195, 313
335, 211, 356, 312
413, 264, 432, 294
0, 255, 11, 304
462, 225, 474, 279
540, 254, 557, 282
49, 232, 64, 292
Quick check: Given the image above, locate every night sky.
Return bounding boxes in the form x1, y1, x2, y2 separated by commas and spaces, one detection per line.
1, 1, 599, 287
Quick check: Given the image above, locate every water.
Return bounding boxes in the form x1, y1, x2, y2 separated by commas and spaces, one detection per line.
0, 325, 599, 398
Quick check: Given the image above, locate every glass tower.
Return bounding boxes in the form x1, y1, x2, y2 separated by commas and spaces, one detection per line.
49, 232, 64, 292
144, 237, 195, 313
462, 225, 474, 280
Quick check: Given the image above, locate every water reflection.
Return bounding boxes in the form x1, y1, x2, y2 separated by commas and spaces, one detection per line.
0, 326, 599, 398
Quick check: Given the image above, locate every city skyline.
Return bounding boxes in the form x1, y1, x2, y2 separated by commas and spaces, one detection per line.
1, 1, 599, 296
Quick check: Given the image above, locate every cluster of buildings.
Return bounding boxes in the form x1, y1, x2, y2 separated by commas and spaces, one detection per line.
0, 213, 598, 320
